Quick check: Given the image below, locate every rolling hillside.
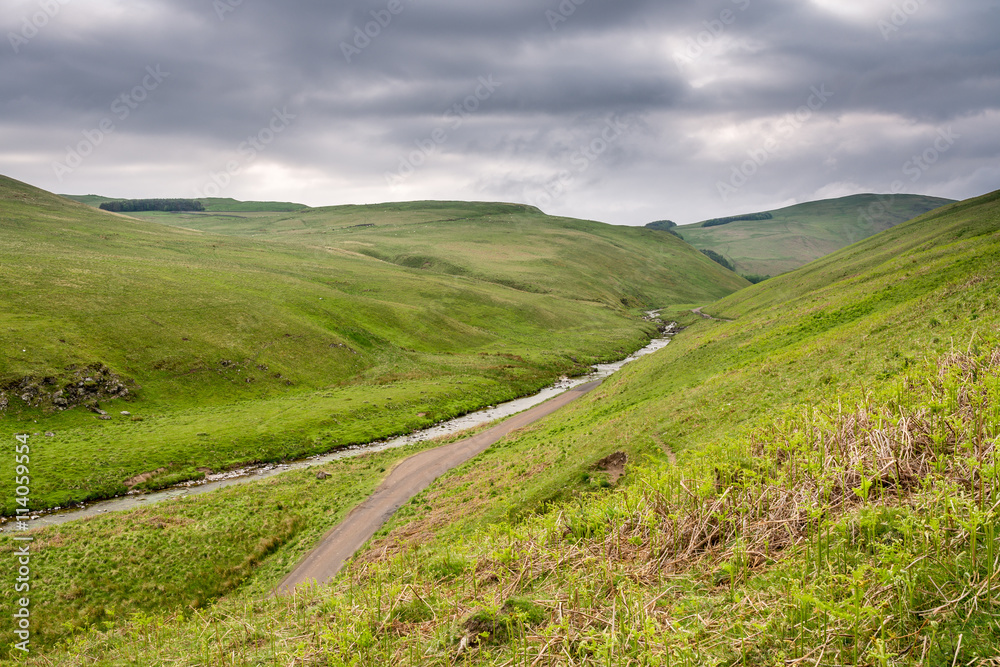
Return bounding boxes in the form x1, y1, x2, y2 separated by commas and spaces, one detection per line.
60, 194, 309, 212
122, 200, 745, 307
673, 193, 955, 277
20, 189, 996, 665
0, 175, 745, 515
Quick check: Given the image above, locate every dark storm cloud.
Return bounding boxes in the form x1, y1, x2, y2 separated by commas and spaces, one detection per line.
1, 0, 997, 223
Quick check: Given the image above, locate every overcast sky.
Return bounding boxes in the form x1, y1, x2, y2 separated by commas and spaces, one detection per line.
2, 0, 998, 224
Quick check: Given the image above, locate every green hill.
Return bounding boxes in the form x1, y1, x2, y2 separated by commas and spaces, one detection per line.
197, 197, 309, 212
16, 189, 996, 665
675, 193, 955, 278
57, 193, 119, 207
124, 200, 747, 306
61, 193, 309, 212
0, 175, 744, 515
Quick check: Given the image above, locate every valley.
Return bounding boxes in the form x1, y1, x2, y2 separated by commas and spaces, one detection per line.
1, 180, 997, 665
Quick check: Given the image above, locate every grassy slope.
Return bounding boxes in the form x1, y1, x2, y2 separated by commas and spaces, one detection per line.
22, 190, 998, 665
676, 193, 955, 277
129, 200, 746, 307
56, 194, 120, 208
197, 198, 308, 212
60, 194, 309, 212
0, 175, 745, 513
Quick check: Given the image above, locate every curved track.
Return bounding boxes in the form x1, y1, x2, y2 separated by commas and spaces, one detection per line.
276, 380, 603, 595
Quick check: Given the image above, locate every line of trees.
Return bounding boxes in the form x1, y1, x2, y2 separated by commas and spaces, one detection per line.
702, 212, 773, 228
99, 199, 205, 213
644, 220, 677, 230
700, 249, 735, 271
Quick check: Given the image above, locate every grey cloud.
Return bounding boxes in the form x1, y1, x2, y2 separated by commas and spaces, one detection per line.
0, 0, 996, 224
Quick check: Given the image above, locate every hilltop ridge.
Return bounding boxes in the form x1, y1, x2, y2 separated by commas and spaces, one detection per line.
673, 193, 955, 277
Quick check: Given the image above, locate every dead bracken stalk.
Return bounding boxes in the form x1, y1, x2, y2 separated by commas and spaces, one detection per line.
457, 347, 1000, 665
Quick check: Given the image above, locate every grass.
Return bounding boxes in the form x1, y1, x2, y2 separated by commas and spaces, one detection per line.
195, 198, 308, 212
54, 194, 120, 208
1, 175, 744, 513
11, 188, 994, 665
0, 430, 458, 656
675, 193, 955, 277
21, 342, 998, 665
126, 199, 747, 306
60, 194, 308, 212
4, 186, 996, 664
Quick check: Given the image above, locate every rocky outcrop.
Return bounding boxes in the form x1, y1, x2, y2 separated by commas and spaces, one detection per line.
0, 363, 137, 413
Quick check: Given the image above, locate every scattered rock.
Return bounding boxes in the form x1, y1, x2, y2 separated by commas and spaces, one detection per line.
121, 411, 131, 416
663, 321, 684, 335
0, 363, 136, 413
595, 451, 628, 484
316, 471, 330, 480
45, 432, 55, 437
96, 415, 112, 421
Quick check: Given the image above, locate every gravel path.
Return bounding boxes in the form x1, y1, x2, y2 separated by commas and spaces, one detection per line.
275, 380, 603, 595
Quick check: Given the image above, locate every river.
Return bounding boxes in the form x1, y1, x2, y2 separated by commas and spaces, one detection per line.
1, 316, 674, 533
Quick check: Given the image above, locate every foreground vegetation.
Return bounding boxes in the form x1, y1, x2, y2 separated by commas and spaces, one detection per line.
1, 176, 744, 512
675, 193, 954, 277
6, 187, 996, 664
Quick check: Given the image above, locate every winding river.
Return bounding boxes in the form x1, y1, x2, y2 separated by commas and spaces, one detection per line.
2, 318, 673, 533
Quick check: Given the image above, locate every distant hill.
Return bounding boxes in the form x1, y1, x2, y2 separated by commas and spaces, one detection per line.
60, 193, 308, 212
59, 193, 118, 207
197, 197, 308, 212
675, 193, 955, 277
124, 200, 748, 305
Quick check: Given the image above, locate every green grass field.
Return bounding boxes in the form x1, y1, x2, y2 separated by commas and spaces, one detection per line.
1, 175, 745, 514
675, 193, 955, 278
4, 177, 996, 665
125, 199, 745, 306
195, 198, 308, 212
14, 189, 995, 665
59, 194, 308, 212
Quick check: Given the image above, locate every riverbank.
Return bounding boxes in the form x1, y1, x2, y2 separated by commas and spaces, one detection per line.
0, 322, 679, 656
1, 321, 676, 533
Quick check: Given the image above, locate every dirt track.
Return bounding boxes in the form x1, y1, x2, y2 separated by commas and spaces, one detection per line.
275, 379, 603, 595
692, 306, 734, 322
